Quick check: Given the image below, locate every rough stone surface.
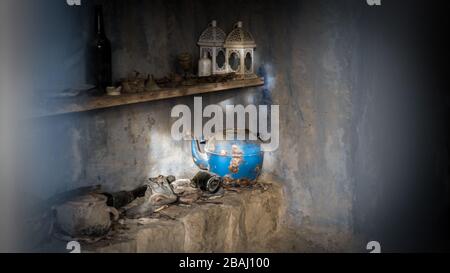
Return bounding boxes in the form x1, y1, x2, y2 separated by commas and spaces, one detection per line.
85, 179, 290, 253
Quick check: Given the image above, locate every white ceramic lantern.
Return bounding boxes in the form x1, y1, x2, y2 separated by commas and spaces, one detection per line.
197, 20, 227, 75
224, 21, 257, 78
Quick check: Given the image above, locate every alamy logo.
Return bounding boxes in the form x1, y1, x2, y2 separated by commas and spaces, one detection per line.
171, 97, 280, 152
66, 0, 81, 6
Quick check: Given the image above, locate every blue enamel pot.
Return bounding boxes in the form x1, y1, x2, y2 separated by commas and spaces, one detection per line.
191, 129, 264, 181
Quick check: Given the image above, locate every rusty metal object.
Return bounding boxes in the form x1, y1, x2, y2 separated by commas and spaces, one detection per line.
192, 129, 264, 184
222, 176, 257, 189
228, 144, 244, 173
228, 158, 243, 174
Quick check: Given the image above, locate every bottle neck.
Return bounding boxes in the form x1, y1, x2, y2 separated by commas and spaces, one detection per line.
95, 6, 105, 36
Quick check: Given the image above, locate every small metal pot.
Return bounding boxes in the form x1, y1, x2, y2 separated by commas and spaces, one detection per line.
191, 129, 264, 182
53, 193, 119, 237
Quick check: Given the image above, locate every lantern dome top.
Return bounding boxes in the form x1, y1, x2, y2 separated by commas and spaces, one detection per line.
224, 21, 256, 48
198, 20, 226, 47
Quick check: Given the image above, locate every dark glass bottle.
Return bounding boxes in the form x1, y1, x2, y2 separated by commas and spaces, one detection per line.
93, 5, 112, 94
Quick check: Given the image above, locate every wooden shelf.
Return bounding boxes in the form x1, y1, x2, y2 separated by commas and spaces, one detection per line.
32, 77, 264, 118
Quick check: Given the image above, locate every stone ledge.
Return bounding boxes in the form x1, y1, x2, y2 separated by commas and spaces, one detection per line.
84, 178, 286, 253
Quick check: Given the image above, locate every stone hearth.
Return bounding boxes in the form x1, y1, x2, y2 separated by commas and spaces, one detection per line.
85, 178, 285, 253
37, 175, 359, 253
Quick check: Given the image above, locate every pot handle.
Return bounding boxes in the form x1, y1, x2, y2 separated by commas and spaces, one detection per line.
107, 206, 120, 221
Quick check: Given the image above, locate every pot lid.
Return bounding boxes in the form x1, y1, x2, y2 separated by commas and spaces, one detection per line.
204, 129, 262, 156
